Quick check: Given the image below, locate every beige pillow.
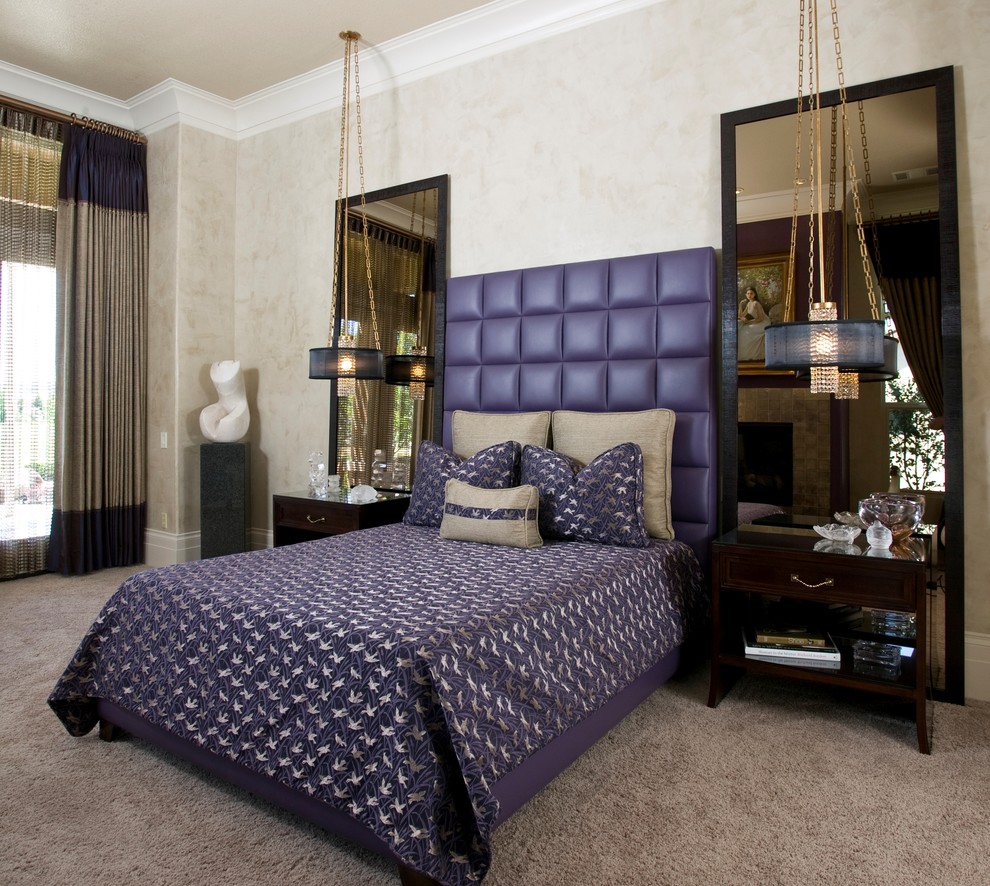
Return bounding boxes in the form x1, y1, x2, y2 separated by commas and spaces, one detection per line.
451, 410, 551, 459
551, 409, 676, 539
439, 479, 543, 548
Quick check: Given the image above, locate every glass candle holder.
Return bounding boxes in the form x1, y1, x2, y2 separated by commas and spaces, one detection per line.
852, 639, 902, 678
308, 451, 329, 497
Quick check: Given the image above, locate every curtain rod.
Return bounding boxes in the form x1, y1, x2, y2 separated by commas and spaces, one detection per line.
0, 93, 147, 144
869, 209, 939, 226
346, 212, 435, 245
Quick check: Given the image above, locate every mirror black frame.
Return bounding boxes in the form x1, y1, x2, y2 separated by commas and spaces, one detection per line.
719, 67, 964, 703
327, 173, 449, 480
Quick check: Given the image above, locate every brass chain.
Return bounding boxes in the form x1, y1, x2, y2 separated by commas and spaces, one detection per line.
824, 106, 838, 297
859, 98, 889, 311
328, 34, 352, 346
785, 0, 806, 320
805, 0, 819, 310
408, 189, 420, 297
351, 37, 381, 350
829, 0, 880, 320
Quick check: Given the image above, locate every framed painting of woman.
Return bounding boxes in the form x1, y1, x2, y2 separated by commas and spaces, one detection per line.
736, 252, 793, 374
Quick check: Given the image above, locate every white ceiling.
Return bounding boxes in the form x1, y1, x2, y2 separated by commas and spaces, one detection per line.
0, 0, 496, 101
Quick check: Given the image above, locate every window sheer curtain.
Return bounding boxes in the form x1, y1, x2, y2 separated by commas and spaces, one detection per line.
48, 125, 148, 575
0, 107, 61, 579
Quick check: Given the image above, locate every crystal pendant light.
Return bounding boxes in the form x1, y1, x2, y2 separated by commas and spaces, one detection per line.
762, 0, 891, 399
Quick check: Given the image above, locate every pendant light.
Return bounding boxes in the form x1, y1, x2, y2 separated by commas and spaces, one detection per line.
309, 31, 383, 395
763, 0, 892, 399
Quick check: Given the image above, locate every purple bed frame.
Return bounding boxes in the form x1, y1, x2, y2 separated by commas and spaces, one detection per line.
97, 246, 718, 886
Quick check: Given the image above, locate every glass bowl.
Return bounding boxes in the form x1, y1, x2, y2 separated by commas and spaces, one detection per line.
858, 494, 924, 544
813, 523, 862, 543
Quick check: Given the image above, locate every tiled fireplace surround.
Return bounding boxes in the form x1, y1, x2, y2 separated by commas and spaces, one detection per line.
738, 387, 831, 516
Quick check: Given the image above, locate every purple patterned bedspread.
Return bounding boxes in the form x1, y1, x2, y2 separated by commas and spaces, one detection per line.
50, 524, 705, 885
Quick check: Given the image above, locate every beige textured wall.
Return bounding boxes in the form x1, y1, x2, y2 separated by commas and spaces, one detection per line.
230, 114, 339, 528
149, 0, 990, 632
147, 124, 237, 536
146, 125, 179, 535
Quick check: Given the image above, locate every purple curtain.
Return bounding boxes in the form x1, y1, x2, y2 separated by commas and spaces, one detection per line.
48, 125, 148, 574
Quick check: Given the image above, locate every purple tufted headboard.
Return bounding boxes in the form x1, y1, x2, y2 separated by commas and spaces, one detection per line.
442, 247, 718, 570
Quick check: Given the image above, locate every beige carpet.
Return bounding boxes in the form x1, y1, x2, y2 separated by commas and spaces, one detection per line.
3, 566, 989, 886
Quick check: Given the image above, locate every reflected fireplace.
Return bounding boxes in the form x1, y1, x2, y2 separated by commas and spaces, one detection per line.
738, 422, 793, 507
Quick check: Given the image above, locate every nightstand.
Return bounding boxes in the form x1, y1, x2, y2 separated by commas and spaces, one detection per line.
272, 490, 410, 547
708, 525, 932, 753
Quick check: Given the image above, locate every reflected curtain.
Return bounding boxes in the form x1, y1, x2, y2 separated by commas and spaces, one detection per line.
0, 106, 62, 579
340, 217, 426, 485
866, 216, 942, 421
48, 125, 148, 575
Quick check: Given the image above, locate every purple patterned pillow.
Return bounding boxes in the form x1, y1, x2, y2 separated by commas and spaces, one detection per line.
520, 443, 649, 547
403, 439, 521, 528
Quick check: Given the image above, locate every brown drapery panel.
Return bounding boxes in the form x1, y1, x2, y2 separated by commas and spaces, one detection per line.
0, 105, 62, 579
866, 216, 943, 421
48, 124, 148, 574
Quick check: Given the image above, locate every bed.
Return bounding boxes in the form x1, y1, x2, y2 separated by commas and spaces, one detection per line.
49, 246, 718, 886
737, 501, 787, 524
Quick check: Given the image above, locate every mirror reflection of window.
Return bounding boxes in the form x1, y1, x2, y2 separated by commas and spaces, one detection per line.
884, 310, 945, 494
336, 200, 436, 489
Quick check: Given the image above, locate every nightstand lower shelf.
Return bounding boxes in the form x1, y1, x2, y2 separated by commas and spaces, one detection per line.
719, 640, 919, 700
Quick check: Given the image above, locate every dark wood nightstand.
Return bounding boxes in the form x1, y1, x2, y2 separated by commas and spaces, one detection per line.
272, 490, 410, 547
708, 525, 932, 753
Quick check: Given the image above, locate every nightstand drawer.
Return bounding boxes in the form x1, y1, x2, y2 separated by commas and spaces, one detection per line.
274, 497, 363, 535
717, 549, 917, 609
272, 492, 411, 546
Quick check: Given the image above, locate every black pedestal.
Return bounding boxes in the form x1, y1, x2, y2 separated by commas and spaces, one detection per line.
200, 442, 249, 558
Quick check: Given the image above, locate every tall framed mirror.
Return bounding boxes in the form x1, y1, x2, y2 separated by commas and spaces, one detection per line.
328, 174, 448, 491
719, 67, 964, 702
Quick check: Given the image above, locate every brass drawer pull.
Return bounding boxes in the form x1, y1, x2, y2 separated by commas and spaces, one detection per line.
790, 573, 834, 588
306, 515, 326, 524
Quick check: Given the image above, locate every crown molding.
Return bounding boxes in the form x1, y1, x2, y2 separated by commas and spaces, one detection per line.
0, 60, 135, 129
129, 79, 239, 139
1, 0, 664, 141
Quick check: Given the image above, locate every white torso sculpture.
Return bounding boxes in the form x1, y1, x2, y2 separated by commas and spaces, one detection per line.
199, 360, 250, 443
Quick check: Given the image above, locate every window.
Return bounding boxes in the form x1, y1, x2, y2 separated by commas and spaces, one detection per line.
0, 261, 56, 515
1, 113, 61, 577
884, 313, 944, 492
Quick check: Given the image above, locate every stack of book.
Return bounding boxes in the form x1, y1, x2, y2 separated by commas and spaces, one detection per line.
742, 625, 841, 669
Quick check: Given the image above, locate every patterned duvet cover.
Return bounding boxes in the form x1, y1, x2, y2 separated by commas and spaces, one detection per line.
50, 523, 705, 885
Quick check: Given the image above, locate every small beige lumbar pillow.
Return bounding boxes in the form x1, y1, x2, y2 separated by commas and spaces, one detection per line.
451, 410, 551, 459
551, 409, 676, 540
439, 478, 543, 548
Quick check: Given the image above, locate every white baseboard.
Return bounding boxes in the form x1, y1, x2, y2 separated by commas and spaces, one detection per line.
143, 527, 272, 567
251, 527, 273, 551
965, 632, 990, 703
144, 528, 201, 566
